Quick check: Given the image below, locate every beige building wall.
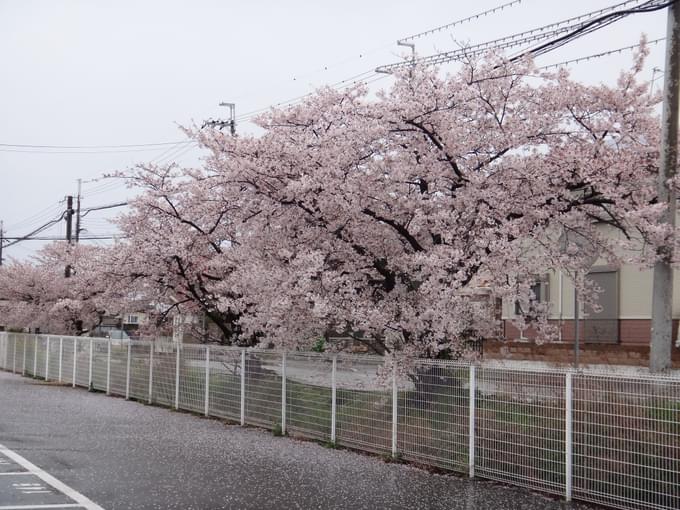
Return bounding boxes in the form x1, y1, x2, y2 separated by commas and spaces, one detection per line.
502, 216, 680, 322
502, 266, 680, 321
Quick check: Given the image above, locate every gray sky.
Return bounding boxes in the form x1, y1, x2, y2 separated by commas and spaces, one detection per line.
0, 0, 669, 260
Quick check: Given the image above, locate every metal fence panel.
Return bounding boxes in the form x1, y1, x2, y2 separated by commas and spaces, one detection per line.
573, 374, 680, 510
474, 367, 566, 496
334, 355, 392, 455
108, 342, 128, 397
128, 342, 151, 401
285, 352, 333, 441
151, 343, 177, 407
34, 336, 47, 379
60, 338, 75, 386
207, 347, 242, 421
398, 361, 470, 472
74, 338, 91, 388
2, 332, 680, 510
47, 336, 60, 381
24, 334, 36, 377
91, 339, 108, 392
244, 351, 282, 428
178, 344, 207, 413
0, 333, 6, 369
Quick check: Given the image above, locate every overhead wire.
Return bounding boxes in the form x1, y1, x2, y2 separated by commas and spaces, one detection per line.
4, 202, 64, 233
537, 36, 666, 70
375, 0, 654, 72
0, 140, 192, 149
398, 0, 524, 44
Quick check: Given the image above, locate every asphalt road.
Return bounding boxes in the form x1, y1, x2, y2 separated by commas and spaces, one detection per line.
0, 370, 596, 510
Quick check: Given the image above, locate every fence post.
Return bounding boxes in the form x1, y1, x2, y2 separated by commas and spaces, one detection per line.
469, 365, 476, 478
45, 337, 50, 381
125, 341, 131, 400
72, 339, 77, 388
58, 337, 63, 382
331, 355, 337, 444
281, 352, 287, 435
565, 372, 573, 502
12, 335, 16, 374
240, 349, 246, 426
148, 343, 154, 404
106, 339, 111, 395
22, 336, 27, 376
204, 346, 210, 417
88, 338, 93, 389
33, 336, 38, 376
391, 363, 398, 458
174, 343, 180, 410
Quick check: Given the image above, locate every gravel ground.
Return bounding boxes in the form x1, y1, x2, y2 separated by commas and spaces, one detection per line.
0, 370, 597, 510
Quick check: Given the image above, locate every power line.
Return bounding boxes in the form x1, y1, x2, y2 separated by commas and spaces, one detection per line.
509, 0, 673, 63
398, 0, 524, 44
0, 145, 193, 155
538, 36, 666, 70
234, 70, 378, 122
1, 212, 67, 249
1, 235, 123, 241
4, 202, 63, 233
0, 140, 192, 149
1, 201, 129, 250
375, 0, 658, 73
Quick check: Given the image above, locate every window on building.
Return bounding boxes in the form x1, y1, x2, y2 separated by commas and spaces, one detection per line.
126, 314, 139, 325
584, 269, 619, 344
515, 278, 549, 319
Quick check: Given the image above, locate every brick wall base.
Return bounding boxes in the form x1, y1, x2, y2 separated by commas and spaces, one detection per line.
503, 319, 679, 345
484, 339, 680, 368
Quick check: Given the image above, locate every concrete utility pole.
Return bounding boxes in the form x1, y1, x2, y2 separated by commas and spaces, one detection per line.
0, 220, 4, 267
65, 196, 74, 278
75, 179, 82, 243
220, 102, 236, 136
650, 0, 680, 373
203, 102, 236, 135
65, 195, 74, 244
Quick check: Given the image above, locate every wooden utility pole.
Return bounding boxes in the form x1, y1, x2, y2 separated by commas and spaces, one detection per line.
650, 0, 680, 372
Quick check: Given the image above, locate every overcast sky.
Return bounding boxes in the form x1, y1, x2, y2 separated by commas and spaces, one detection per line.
0, 0, 669, 260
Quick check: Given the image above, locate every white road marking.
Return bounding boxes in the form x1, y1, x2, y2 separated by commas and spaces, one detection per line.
0, 444, 103, 510
0, 473, 30, 476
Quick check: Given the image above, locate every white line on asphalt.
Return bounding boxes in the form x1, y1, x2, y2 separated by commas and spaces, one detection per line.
0, 444, 103, 510
0, 473, 30, 476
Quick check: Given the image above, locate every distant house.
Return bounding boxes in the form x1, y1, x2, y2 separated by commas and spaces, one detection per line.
491, 220, 680, 367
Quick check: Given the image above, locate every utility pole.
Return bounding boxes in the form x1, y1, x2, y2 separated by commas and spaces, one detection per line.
75, 179, 82, 243
219, 102, 236, 136
65, 195, 74, 244
65, 196, 74, 278
650, 1, 680, 373
0, 220, 4, 267
202, 102, 236, 135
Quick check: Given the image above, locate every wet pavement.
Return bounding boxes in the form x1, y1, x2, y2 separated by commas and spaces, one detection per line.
0, 370, 597, 510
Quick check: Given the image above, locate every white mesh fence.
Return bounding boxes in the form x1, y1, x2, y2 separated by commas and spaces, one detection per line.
0, 331, 678, 510
334, 355, 392, 455
207, 347, 242, 421
244, 350, 283, 428
399, 360, 470, 472
128, 342, 151, 401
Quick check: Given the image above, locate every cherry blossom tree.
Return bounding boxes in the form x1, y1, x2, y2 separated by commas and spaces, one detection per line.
2, 45, 666, 360
0, 243, 113, 334
183, 48, 662, 357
